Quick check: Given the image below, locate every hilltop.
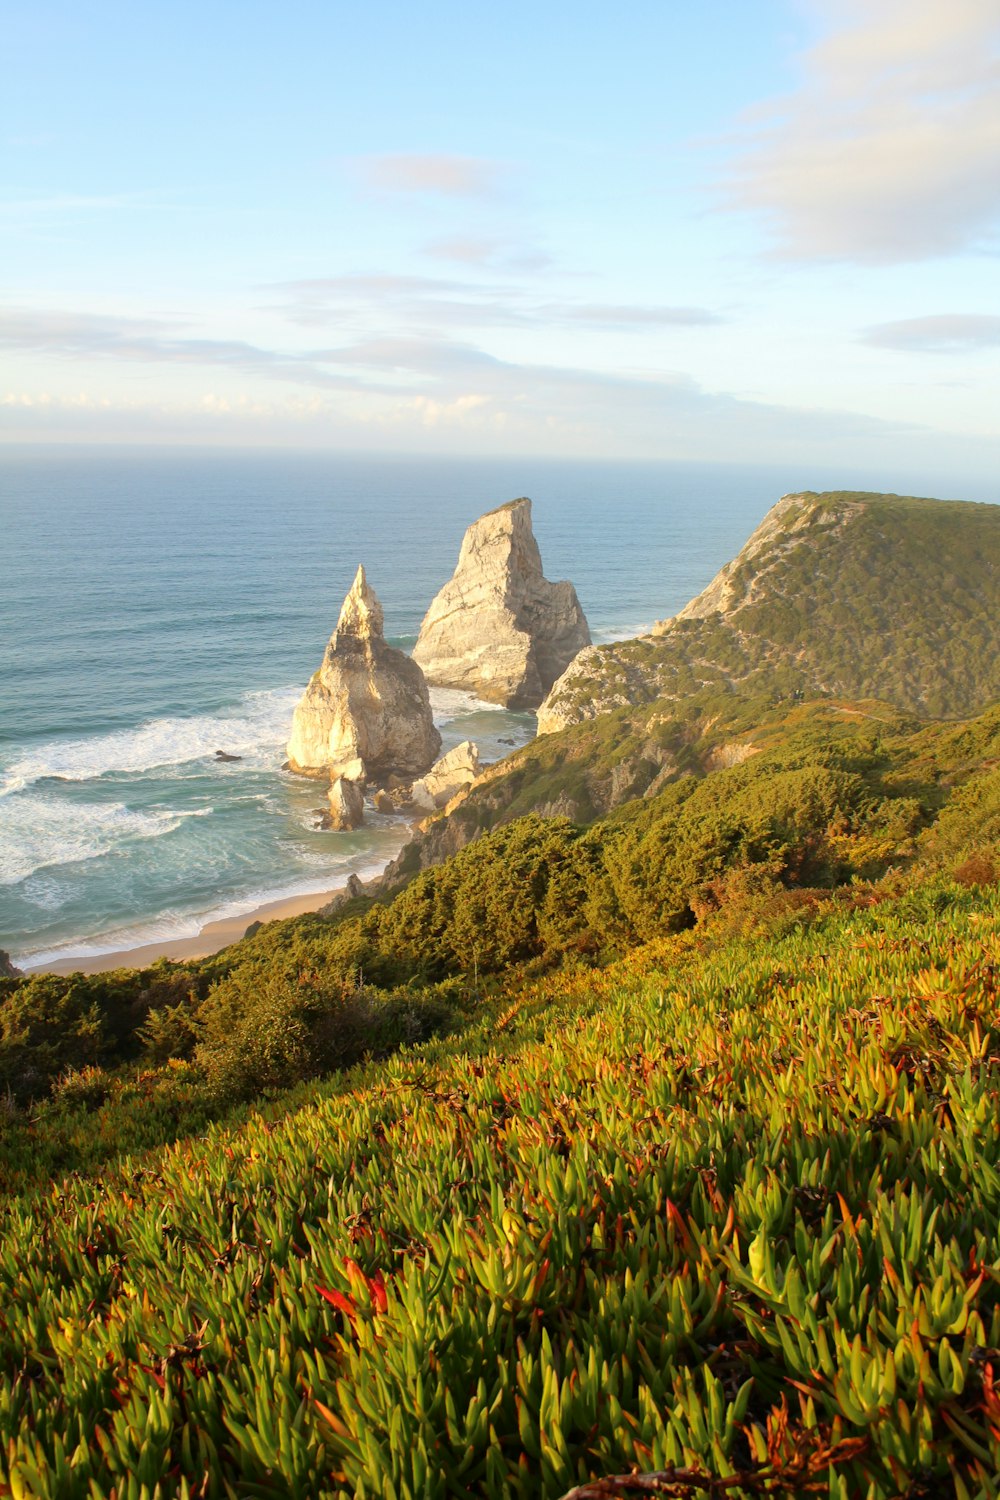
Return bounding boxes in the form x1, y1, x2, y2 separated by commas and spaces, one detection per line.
539, 491, 1000, 732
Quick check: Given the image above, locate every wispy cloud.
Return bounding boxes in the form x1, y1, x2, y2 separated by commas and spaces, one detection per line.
266, 276, 722, 336
725, 0, 1000, 264
355, 153, 505, 199
422, 235, 553, 272
0, 307, 401, 394
863, 314, 1000, 352
560, 304, 721, 329
5, 314, 1000, 471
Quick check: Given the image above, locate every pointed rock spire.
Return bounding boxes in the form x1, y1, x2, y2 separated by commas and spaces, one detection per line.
336, 565, 384, 640
286, 568, 441, 783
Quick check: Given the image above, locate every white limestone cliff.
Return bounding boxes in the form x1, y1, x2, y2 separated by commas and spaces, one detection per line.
286, 566, 441, 782
412, 498, 590, 709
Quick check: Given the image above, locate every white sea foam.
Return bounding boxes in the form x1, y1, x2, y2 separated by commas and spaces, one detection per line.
429, 685, 507, 723
15, 844, 407, 969
0, 682, 518, 799
0, 685, 301, 795
0, 795, 208, 887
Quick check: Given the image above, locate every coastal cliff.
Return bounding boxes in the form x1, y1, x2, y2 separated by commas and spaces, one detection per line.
370, 489, 1000, 882
412, 497, 590, 709
286, 566, 440, 782
538, 490, 1000, 732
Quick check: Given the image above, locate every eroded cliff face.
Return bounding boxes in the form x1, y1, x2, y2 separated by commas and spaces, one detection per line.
286, 567, 441, 782
412, 498, 590, 709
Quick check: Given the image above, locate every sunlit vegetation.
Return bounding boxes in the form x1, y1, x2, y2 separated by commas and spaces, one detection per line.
542, 492, 1000, 727
1, 695, 999, 1494
0, 878, 999, 1494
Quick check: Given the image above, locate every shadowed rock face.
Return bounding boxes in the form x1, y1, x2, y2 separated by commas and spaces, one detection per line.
286, 567, 441, 782
412, 498, 590, 709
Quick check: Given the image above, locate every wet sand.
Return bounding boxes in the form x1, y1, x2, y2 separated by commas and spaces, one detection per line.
23, 886, 345, 977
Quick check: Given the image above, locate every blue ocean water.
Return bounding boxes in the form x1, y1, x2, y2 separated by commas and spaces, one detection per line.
2, 448, 985, 967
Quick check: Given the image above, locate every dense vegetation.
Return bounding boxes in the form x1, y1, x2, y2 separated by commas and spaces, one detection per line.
540, 492, 1000, 728
0, 875, 999, 1495
1, 691, 999, 1495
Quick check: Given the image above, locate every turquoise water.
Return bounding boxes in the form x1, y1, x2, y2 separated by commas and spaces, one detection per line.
3, 448, 979, 966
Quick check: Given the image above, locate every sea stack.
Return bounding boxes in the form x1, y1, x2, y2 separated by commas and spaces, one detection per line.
412, 498, 591, 709
286, 566, 441, 782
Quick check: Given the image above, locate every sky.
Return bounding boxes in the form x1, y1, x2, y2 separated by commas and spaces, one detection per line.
2, 0, 999, 479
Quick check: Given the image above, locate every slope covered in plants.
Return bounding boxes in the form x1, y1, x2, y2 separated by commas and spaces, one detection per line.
1, 875, 1000, 1496
3, 698, 997, 1119
538, 492, 1000, 732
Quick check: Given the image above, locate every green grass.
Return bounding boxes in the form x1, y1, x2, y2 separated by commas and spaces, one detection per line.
1, 882, 1000, 1495
2, 696, 1000, 1494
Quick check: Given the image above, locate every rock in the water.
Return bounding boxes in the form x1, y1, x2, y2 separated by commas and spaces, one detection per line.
408, 740, 481, 811
0, 951, 23, 979
326, 776, 365, 831
214, 750, 242, 762
412, 498, 590, 709
286, 566, 441, 781
373, 789, 395, 814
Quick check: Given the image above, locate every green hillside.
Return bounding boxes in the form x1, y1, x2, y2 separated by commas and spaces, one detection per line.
0, 859, 999, 1493
539, 492, 1000, 732
3, 546, 1000, 1494
4, 698, 998, 1128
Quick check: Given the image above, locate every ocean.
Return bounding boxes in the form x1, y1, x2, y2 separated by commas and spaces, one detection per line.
2, 447, 988, 968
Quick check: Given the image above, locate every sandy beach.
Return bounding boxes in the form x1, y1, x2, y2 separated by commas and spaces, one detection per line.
23, 885, 346, 977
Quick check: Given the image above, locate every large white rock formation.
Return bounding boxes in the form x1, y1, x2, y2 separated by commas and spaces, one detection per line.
286, 566, 441, 781
408, 740, 480, 812
412, 498, 590, 709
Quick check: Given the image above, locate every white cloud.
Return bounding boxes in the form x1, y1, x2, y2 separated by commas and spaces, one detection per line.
727, 0, 1000, 263
266, 277, 720, 336
559, 304, 721, 329
4, 303, 998, 475
355, 153, 505, 198
0, 307, 397, 393
863, 314, 1000, 351
422, 235, 553, 272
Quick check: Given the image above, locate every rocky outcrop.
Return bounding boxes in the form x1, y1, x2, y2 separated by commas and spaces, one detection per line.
286, 566, 441, 782
408, 741, 480, 811
412, 498, 590, 709
538, 490, 1000, 733
318, 872, 368, 917
325, 777, 365, 830
0, 951, 22, 980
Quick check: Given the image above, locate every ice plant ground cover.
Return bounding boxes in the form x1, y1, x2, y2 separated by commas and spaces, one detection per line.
0, 877, 999, 1496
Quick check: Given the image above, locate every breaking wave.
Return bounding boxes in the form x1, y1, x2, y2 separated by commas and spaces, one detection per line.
0, 796, 211, 888
0, 686, 301, 795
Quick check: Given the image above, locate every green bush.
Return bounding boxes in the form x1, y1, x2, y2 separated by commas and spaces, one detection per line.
195, 970, 377, 1100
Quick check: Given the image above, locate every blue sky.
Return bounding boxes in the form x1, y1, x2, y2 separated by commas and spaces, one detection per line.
2, 0, 999, 479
